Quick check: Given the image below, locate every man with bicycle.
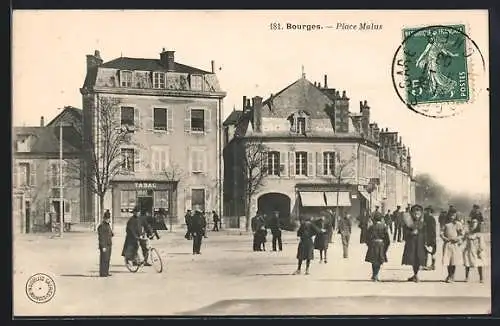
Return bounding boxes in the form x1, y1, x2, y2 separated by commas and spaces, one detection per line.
122, 207, 154, 266
138, 209, 155, 266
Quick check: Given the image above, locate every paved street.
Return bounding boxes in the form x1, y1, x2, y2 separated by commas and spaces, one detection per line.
13, 226, 491, 316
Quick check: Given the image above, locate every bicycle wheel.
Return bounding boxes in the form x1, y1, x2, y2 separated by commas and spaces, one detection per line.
125, 258, 140, 273
150, 248, 163, 273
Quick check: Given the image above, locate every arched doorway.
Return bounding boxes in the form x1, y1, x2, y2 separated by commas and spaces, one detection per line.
257, 193, 292, 230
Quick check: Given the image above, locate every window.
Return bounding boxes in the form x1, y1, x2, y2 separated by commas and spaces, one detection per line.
267, 151, 280, 176
154, 108, 168, 131
153, 72, 166, 89
154, 191, 169, 211
191, 148, 206, 173
19, 163, 30, 186
190, 75, 203, 91
121, 148, 135, 172
323, 152, 336, 176
49, 162, 65, 188
120, 71, 133, 87
121, 107, 135, 127
151, 146, 169, 171
120, 190, 136, 212
296, 151, 307, 176
191, 188, 205, 211
297, 117, 306, 134
191, 109, 205, 132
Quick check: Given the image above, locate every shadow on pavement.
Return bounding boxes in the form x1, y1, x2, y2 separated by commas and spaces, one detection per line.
254, 273, 295, 276
316, 278, 451, 283
60, 274, 100, 278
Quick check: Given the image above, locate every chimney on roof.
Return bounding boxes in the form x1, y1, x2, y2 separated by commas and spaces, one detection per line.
324, 75, 328, 88
160, 48, 175, 71
211, 60, 215, 73
40, 116, 45, 127
242, 96, 247, 111
252, 96, 263, 133
86, 49, 103, 70
314, 82, 317, 87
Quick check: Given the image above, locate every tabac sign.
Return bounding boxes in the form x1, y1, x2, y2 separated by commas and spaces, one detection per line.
135, 182, 157, 190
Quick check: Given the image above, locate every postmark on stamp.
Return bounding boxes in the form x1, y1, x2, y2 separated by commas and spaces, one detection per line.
25, 273, 56, 304
391, 24, 486, 118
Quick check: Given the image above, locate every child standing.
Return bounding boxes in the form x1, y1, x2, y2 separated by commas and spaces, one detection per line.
440, 208, 464, 283
463, 218, 486, 283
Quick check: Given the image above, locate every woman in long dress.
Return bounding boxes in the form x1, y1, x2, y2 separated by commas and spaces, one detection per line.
401, 204, 428, 282
364, 213, 391, 281
440, 208, 464, 283
463, 218, 486, 283
294, 216, 321, 275
415, 31, 460, 99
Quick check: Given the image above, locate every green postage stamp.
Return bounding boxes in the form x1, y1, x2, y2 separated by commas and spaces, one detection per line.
402, 24, 469, 105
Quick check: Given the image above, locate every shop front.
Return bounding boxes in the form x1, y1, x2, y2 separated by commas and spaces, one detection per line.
112, 181, 177, 224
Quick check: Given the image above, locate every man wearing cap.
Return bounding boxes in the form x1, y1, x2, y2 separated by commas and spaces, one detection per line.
423, 206, 437, 270
184, 210, 193, 240
97, 213, 114, 277
190, 209, 206, 255
269, 211, 283, 252
469, 204, 484, 232
402, 204, 429, 282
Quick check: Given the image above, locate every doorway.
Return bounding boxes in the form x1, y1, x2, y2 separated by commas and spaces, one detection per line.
137, 191, 154, 216
25, 201, 31, 234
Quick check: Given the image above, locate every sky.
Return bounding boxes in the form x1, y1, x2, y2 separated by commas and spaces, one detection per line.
12, 10, 490, 195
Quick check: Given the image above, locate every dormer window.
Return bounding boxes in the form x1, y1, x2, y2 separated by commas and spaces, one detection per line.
190, 75, 203, 91
297, 117, 306, 134
120, 71, 133, 88
153, 72, 166, 89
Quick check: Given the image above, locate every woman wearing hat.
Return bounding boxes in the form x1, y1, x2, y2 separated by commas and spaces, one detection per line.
364, 211, 391, 281
313, 216, 329, 264
293, 216, 321, 275
463, 217, 486, 283
440, 208, 464, 283
401, 204, 429, 282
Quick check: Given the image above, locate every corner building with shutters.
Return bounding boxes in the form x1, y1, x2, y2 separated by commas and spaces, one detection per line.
223, 74, 415, 226
80, 49, 226, 225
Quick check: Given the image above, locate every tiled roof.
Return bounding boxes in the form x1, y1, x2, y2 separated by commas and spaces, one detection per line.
223, 111, 244, 126
100, 57, 212, 75
30, 126, 82, 153
14, 127, 42, 136
46, 106, 83, 127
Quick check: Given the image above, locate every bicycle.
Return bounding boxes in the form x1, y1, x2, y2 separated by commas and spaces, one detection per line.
124, 236, 163, 273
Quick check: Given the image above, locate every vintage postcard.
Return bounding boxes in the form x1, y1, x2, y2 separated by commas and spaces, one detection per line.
12, 10, 490, 316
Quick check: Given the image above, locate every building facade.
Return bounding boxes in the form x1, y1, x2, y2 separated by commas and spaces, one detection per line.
80, 49, 226, 224
12, 107, 83, 233
223, 74, 415, 226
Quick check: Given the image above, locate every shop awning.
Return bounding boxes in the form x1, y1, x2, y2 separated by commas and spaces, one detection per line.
359, 190, 371, 201
324, 192, 352, 207
299, 192, 326, 207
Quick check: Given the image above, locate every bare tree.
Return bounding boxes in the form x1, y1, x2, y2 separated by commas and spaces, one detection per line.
327, 149, 358, 217
242, 139, 268, 231
68, 96, 136, 227
159, 163, 184, 230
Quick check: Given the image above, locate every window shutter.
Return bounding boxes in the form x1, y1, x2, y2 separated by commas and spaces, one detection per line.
336, 152, 341, 176
30, 162, 37, 187
134, 107, 140, 129
115, 106, 122, 127
167, 108, 173, 132
289, 151, 295, 177
188, 147, 193, 173
290, 117, 296, 133
160, 149, 167, 171
307, 152, 314, 176
205, 188, 210, 212
134, 148, 141, 172
184, 188, 192, 212
316, 152, 323, 176
280, 152, 288, 177
151, 148, 158, 171
205, 109, 212, 132
164, 146, 171, 169
306, 117, 312, 133
13, 162, 19, 188
184, 108, 191, 133
261, 152, 268, 175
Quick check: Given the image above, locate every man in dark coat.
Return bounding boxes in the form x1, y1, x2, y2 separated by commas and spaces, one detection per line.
97, 213, 113, 277
338, 213, 352, 258
393, 206, 403, 242
212, 210, 220, 232
121, 208, 142, 265
184, 210, 193, 240
402, 205, 429, 282
138, 210, 154, 266
423, 206, 437, 270
251, 213, 266, 251
438, 209, 448, 230
269, 211, 282, 252
384, 209, 393, 235
325, 209, 336, 243
190, 210, 206, 254
359, 210, 370, 244
469, 204, 484, 232
365, 212, 390, 281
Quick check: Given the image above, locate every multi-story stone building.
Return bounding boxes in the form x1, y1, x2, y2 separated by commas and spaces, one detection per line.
223, 74, 415, 226
12, 107, 83, 233
80, 49, 226, 224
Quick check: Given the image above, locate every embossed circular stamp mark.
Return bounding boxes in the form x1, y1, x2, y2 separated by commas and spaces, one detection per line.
391, 24, 486, 118
25, 273, 56, 304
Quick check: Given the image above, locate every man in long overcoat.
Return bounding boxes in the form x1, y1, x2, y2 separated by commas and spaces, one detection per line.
191, 210, 206, 254
325, 209, 336, 244
293, 217, 321, 275
269, 211, 283, 251
338, 213, 352, 258
97, 213, 113, 277
365, 213, 391, 281
184, 210, 193, 240
393, 206, 403, 242
402, 204, 430, 282
122, 208, 142, 265
359, 210, 370, 244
